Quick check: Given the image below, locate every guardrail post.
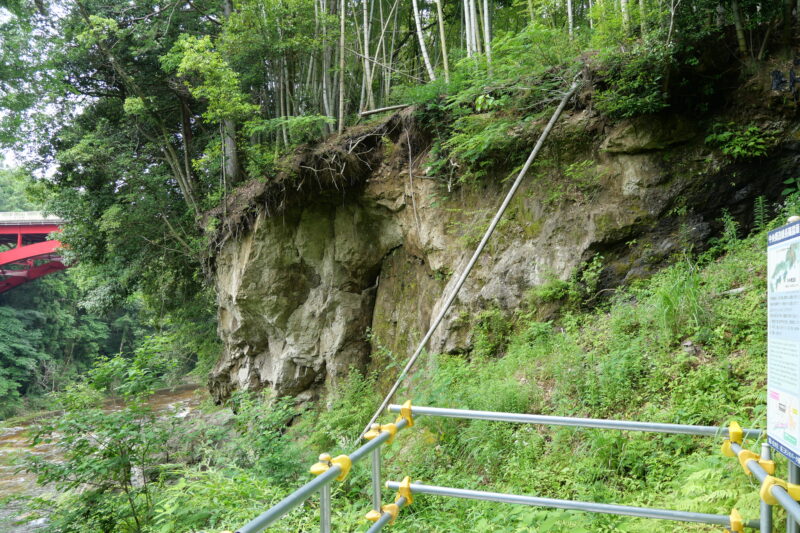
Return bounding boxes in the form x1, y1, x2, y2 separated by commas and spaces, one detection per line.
790, 463, 800, 533
761, 443, 773, 533
371, 447, 382, 512
320, 485, 331, 533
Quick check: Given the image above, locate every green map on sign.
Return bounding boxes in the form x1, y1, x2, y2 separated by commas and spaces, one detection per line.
770, 242, 800, 292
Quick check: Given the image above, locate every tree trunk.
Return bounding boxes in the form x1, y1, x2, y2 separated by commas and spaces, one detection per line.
483, 0, 493, 68
412, 0, 436, 81
338, 0, 345, 134
364, 0, 376, 109
386, 0, 399, 97
639, 0, 647, 35
621, 0, 630, 34
464, 0, 473, 57
221, 0, 240, 183
567, 0, 573, 37
321, 0, 333, 130
731, 0, 748, 56
784, 0, 793, 45
436, 0, 450, 83
470, 0, 482, 54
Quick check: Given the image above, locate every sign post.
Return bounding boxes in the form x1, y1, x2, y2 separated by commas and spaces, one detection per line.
767, 217, 800, 533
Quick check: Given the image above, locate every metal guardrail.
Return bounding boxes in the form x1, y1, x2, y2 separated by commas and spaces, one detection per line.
235, 401, 800, 532
236, 412, 411, 533
729, 441, 800, 525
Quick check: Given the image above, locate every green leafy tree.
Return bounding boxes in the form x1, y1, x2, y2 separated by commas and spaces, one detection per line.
27, 403, 172, 533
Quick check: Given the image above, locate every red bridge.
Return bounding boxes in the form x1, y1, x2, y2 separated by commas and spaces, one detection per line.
0, 212, 66, 294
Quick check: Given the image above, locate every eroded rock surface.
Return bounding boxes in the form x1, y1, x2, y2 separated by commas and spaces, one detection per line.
209, 111, 791, 403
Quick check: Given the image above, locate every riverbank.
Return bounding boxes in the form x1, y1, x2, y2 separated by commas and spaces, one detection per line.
0, 384, 207, 532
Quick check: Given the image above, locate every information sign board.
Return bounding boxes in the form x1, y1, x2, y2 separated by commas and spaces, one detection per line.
768, 220, 800, 466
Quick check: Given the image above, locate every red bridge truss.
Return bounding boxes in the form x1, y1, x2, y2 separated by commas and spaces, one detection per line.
0, 212, 66, 294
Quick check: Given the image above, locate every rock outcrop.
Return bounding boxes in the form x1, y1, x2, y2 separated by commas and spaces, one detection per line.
208, 109, 794, 403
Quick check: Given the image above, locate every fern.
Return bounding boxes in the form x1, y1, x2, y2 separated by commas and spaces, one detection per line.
753, 196, 768, 233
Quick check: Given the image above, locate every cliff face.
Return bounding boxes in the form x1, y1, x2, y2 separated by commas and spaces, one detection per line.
208, 107, 796, 404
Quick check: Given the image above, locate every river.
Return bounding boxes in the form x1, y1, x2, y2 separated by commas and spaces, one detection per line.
0, 384, 204, 532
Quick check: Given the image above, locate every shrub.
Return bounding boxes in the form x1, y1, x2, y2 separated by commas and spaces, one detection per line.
594, 42, 673, 118
705, 122, 774, 159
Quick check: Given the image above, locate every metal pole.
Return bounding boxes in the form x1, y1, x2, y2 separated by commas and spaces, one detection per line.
320, 485, 332, 533
789, 462, 800, 533
236, 419, 408, 533
365, 497, 408, 533
762, 443, 773, 533
385, 481, 761, 529
388, 405, 763, 439
371, 448, 382, 512
731, 442, 800, 525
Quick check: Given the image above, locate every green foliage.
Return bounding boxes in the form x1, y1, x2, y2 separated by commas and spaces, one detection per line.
221, 392, 304, 482
527, 255, 604, 312
594, 42, 673, 118
0, 306, 46, 414
753, 196, 768, 233
782, 177, 800, 197
651, 260, 704, 342
472, 308, 513, 359
88, 346, 176, 398
149, 467, 303, 533
0, 166, 40, 211
705, 123, 774, 159
162, 35, 258, 123
0, 272, 132, 418
244, 114, 335, 148
27, 403, 171, 532
304, 368, 380, 450
442, 115, 522, 182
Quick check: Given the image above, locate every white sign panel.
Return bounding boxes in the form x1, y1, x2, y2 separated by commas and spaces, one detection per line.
768, 220, 800, 466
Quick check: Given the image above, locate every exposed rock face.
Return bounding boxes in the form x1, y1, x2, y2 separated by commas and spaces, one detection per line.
209, 110, 792, 403
213, 200, 403, 401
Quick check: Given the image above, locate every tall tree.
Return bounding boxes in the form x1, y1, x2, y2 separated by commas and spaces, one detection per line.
436, 0, 450, 83
731, 0, 748, 55
567, 0, 574, 37
221, 0, 242, 184
338, 0, 346, 133
412, 0, 436, 81
621, 0, 631, 33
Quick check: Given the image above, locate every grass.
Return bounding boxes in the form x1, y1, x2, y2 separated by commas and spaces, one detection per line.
186, 215, 776, 532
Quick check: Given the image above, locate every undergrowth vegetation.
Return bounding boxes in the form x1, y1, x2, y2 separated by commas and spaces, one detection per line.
15, 196, 795, 532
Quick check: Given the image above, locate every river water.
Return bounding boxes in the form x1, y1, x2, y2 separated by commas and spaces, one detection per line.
0, 384, 203, 531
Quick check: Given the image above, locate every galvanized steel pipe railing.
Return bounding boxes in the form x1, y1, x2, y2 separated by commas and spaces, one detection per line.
731, 442, 800, 525
385, 481, 761, 530
236, 418, 410, 533
791, 462, 800, 533
365, 496, 408, 533
759, 443, 773, 533
388, 404, 763, 439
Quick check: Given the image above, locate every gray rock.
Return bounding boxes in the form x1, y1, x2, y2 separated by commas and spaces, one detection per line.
209, 112, 781, 403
